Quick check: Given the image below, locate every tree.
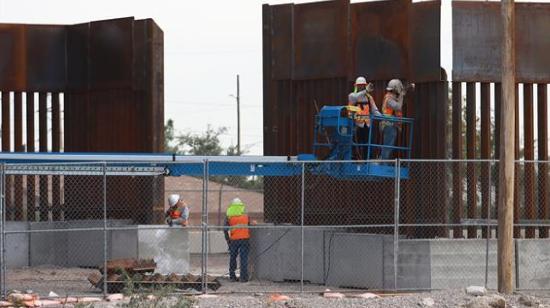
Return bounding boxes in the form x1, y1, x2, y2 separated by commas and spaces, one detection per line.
164, 119, 180, 153
176, 125, 227, 156
163, 120, 263, 190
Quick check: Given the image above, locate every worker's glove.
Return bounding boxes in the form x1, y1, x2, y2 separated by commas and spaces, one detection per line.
366, 83, 374, 93
165, 217, 173, 227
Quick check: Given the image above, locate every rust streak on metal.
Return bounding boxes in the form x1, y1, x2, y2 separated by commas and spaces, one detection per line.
453, 1, 550, 83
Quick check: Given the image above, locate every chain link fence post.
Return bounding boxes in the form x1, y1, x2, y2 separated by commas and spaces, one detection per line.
393, 158, 400, 291
201, 159, 209, 294
485, 161, 491, 288
300, 162, 305, 293
103, 162, 108, 298
0, 163, 5, 299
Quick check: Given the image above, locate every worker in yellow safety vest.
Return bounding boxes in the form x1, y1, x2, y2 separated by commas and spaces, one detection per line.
380, 79, 413, 160
348, 76, 380, 160
224, 198, 253, 282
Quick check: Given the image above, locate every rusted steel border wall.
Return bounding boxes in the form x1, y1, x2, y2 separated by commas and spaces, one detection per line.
452, 1, 550, 239
0, 17, 164, 223
264, 0, 550, 239
263, 0, 448, 236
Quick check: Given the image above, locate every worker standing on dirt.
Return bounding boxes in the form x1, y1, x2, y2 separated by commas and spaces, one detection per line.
380, 79, 412, 160
224, 198, 252, 282
348, 76, 380, 159
165, 194, 189, 227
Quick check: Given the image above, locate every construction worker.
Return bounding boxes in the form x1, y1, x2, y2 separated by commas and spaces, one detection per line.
348, 76, 381, 159
165, 194, 189, 227
224, 198, 252, 282
380, 79, 412, 160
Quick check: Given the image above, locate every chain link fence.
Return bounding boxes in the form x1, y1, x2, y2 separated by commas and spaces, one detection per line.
0, 159, 549, 298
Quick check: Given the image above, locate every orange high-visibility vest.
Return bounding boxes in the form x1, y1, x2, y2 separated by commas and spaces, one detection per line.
349, 93, 374, 126
228, 215, 250, 240
382, 93, 403, 118
169, 209, 182, 219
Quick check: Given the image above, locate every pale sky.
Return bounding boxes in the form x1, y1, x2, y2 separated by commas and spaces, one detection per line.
0, 0, 546, 156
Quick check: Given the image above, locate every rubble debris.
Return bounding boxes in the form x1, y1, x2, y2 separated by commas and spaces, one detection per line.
466, 286, 487, 296
60, 297, 78, 304
107, 293, 124, 301
196, 294, 218, 298
269, 293, 290, 302
100, 258, 156, 275
348, 293, 380, 299
47, 291, 59, 298
421, 297, 435, 307
88, 272, 102, 287
323, 292, 345, 299
39, 299, 62, 306
519, 295, 537, 307
78, 297, 102, 303
8, 292, 36, 302
88, 258, 221, 292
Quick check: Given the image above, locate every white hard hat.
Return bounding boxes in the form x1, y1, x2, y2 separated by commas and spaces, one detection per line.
355, 76, 367, 85
386, 79, 404, 93
168, 194, 180, 206
231, 198, 243, 205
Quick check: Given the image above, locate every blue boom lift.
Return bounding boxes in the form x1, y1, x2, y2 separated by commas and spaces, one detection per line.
0, 105, 413, 179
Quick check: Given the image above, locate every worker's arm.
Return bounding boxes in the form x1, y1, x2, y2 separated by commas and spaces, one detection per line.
223, 217, 230, 244
386, 96, 403, 113
369, 95, 382, 116
181, 206, 189, 226
348, 93, 357, 106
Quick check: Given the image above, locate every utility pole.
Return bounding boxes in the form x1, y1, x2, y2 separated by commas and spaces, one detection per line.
498, 0, 515, 294
237, 74, 241, 155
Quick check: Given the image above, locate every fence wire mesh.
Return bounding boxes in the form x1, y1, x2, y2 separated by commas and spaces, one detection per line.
0, 159, 550, 298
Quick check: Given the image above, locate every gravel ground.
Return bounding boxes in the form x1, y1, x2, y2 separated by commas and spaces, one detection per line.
65, 289, 550, 308
193, 289, 550, 308
7, 265, 550, 307
6, 266, 100, 296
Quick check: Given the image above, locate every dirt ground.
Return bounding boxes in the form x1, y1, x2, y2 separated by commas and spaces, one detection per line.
6, 266, 100, 296
5, 254, 333, 296
7, 260, 550, 307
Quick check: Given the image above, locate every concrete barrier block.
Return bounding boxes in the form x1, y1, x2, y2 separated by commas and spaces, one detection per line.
30, 222, 68, 266
5, 222, 29, 268
250, 225, 287, 282
110, 229, 138, 260
516, 239, 550, 289
325, 233, 385, 289
208, 231, 228, 254
396, 240, 431, 290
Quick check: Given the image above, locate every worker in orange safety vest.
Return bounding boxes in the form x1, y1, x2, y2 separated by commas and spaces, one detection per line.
224, 198, 254, 282
380, 79, 413, 160
348, 76, 381, 160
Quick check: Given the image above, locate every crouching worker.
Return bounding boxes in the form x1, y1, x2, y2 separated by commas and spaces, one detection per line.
224, 198, 255, 282
165, 194, 189, 227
